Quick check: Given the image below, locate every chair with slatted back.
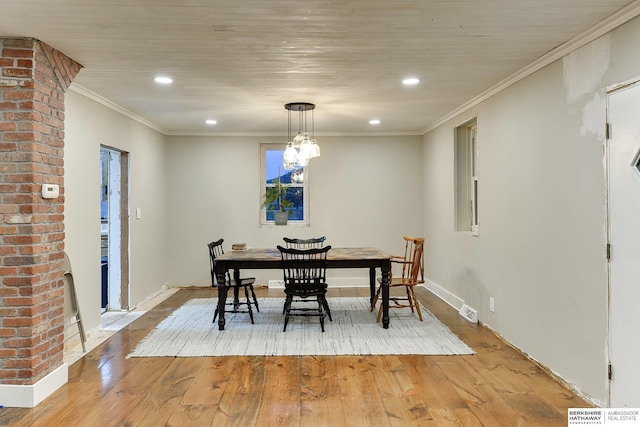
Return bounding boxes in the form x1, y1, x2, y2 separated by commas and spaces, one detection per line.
208, 239, 259, 324
283, 236, 326, 249
281, 237, 327, 314
370, 236, 425, 322
277, 245, 332, 332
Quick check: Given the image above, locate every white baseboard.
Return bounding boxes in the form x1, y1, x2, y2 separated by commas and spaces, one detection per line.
269, 276, 371, 289
0, 363, 68, 408
132, 284, 170, 310
423, 278, 465, 311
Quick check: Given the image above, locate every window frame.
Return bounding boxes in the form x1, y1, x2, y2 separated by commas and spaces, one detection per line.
454, 118, 479, 235
259, 143, 310, 227
469, 123, 479, 234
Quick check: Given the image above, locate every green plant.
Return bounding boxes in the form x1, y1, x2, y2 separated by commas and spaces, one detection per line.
262, 177, 294, 215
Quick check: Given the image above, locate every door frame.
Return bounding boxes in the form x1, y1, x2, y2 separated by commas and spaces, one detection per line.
604, 75, 640, 406
101, 145, 130, 311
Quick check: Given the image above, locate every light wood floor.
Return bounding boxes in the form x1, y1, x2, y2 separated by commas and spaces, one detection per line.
0, 286, 591, 426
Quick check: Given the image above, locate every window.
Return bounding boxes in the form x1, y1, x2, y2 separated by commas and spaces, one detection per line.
454, 118, 479, 233
470, 124, 479, 232
260, 144, 309, 226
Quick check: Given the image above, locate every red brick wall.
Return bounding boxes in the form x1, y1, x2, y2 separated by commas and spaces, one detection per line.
0, 38, 81, 385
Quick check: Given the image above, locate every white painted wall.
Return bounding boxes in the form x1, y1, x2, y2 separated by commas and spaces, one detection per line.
59, 13, 640, 405
64, 90, 168, 331
62, 93, 422, 333
422, 16, 640, 404
164, 135, 424, 287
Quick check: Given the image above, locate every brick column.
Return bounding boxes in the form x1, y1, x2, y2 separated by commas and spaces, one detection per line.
0, 38, 81, 404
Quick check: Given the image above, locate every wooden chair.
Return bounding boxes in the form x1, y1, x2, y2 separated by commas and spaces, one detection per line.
208, 239, 259, 324
370, 236, 425, 322
277, 245, 332, 332
283, 236, 326, 249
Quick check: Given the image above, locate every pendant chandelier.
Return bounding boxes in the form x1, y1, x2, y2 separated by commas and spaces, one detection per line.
283, 102, 320, 170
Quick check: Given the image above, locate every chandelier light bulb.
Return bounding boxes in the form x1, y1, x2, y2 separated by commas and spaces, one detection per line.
283, 102, 321, 169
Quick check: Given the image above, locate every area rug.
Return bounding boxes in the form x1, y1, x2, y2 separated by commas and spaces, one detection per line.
127, 297, 474, 358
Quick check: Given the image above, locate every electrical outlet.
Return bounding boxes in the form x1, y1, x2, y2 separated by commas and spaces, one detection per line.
489, 297, 495, 313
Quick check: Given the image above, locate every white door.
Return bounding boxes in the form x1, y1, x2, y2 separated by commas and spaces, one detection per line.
607, 80, 640, 407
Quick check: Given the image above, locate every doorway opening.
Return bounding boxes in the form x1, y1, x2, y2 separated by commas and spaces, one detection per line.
100, 146, 130, 312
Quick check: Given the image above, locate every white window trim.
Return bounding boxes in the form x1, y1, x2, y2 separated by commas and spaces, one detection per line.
469, 124, 479, 234
454, 117, 479, 235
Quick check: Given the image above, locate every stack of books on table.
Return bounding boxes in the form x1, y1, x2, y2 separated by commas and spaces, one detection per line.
231, 243, 246, 251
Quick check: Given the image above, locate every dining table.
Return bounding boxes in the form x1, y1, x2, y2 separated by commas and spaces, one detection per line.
214, 246, 393, 330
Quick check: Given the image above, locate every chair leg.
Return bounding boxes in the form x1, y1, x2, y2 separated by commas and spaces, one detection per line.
320, 296, 332, 321
283, 295, 293, 332
318, 301, 325, 332
370, 285, 381, 312
376, 301, 383, 323
76, 311, 87, 353
376, 286, 424, 322
243, 286, 254, 324
410, 286, 423, 321
405, 286, 416, 314
249, 285, 260, 312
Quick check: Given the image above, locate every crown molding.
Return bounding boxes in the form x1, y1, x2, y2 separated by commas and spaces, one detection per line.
164, 131, 420, 137
421, 0, 640, 134
68, 85, 422, 137
69, 83, 168, 135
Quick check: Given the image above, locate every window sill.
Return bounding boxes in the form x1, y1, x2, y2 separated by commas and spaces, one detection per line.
259, 222, 310, 228
455, 230, 479, 237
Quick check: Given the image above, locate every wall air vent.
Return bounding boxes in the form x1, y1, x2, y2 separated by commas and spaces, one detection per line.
459, 304, 478, 323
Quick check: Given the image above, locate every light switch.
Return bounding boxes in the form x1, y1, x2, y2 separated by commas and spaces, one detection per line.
136, 208, 142, 219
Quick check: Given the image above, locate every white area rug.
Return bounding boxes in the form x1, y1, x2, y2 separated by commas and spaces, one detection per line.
127, 297, 474, 357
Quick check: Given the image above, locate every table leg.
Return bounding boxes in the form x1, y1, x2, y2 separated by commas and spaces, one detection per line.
368, 268, 376, 305
381, 260, 391, 329
216, 269, 227, 330
232, 269, 241, 308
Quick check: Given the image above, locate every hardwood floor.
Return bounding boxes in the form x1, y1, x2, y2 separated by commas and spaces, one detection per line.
0, 286, 591, 426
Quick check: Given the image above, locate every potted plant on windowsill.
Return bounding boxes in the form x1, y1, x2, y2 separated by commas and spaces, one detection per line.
263, 177, 293, 225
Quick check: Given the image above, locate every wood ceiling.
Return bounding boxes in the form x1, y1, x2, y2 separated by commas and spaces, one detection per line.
0, 0, 636, 135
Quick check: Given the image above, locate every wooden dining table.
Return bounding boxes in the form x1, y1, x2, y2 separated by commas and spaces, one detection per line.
214, 247, 393, 330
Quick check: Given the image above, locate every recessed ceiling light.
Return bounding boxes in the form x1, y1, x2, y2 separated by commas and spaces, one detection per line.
369, 119, 381, 125
154, 76, 173, 84
205, 119, 217, 125
402, 77, 420, 85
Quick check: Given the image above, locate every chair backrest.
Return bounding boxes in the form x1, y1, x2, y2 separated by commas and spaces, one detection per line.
277, 245, 331, 295
62, 252, 79, 315
283, 236, 326, 249
400, 236, 425, 283
62, 251, 72, 274
208, 238, 226, 285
